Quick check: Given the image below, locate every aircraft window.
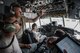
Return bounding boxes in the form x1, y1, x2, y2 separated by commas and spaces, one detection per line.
40, 18, 51, 25
26, 23, 29, 29
24, 12, 37, 19
74, 22, 80, 32
51, 17, 63, 26
64, 18, 79, 29
25, 15, 80, 33
50, 17, 80, 32
51, 17, 80, 33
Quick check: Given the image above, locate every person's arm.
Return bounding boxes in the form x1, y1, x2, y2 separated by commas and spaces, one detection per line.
25, 10, 46, 22
25, 14, 39, 22
63, 49, 67, 53
46, 36, 59, 48
19, 43, 31, 48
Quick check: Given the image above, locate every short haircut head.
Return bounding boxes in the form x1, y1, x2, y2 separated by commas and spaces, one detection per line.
10, 2, 21, 11
32, 23, 37, 29
54, 29, 65, 37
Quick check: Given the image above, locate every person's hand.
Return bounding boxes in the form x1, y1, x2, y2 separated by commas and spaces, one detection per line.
46, 37, 58, 48
38, 9, 46, 16
24, 44, 31, 48
63, 49, 67, 53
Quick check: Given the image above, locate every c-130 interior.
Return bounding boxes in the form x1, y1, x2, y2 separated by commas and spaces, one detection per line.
0, 0, 80, 53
